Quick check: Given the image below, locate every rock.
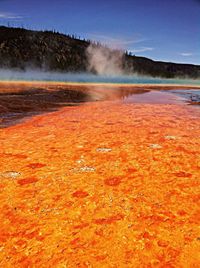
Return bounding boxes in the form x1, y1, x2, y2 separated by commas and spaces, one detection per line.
1, 171, 21, 179
96, 148, 112, 152
191, 94, 200, 102
149, 144, 162, 149
164, 135, 177, 140
79, 166, 95, 172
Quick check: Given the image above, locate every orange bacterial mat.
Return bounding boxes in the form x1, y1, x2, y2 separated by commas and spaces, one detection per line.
0, 82, 200, 267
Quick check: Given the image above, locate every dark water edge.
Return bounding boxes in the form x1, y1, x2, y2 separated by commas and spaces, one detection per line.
0, 88, 89, 128
0, 85, 150, 128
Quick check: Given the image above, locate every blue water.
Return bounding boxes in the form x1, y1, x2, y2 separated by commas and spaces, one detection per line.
169, 89, 200, 102
0, 70, 200, 85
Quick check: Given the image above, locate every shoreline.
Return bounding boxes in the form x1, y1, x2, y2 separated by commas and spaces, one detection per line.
0, 81, 199, 128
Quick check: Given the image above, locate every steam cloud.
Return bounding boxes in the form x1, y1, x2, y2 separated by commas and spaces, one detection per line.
86, 44, 124, 76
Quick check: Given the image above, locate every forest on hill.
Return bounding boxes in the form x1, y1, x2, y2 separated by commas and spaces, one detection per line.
0, 26, 200, 79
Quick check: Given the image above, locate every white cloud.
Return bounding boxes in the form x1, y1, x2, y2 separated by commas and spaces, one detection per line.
180, 52, 193, 57
0, 12, 23, 19
86, 33, 147, 49
130, 47, 154, 53
89, 34, 146, 44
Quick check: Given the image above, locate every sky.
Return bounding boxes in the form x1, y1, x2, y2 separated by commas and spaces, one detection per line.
0, 0, 199, 65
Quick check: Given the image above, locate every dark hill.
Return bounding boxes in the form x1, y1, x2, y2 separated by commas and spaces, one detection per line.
0, 26, 200, 79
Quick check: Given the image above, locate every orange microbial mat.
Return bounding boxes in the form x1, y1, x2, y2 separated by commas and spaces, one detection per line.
0, 82, 200, 267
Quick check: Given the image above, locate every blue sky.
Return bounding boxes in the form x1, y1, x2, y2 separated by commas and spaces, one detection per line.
0, 0, 199, 64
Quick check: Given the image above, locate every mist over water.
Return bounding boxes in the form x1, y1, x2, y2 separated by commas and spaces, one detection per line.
86, 44, 123, 76
0, 43, 199, 85
0, 69, 200, 85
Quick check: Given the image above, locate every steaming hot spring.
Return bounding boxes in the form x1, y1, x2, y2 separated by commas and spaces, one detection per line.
0, 79, 200, 267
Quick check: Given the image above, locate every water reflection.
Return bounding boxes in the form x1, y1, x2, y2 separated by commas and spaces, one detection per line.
0, 82, 199, 128
169, 89, 200, 105
122, 90, 185, 104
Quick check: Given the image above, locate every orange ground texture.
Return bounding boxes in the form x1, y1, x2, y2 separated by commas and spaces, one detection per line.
0, 83, 200, 267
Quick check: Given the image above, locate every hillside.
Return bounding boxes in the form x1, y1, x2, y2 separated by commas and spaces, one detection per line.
0, 26, 200, 79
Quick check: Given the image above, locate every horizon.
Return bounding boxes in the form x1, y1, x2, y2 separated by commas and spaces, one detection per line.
0, 0, 199, 65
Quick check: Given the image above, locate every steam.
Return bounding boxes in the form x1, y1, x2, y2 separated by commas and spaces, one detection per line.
86, 44, 124, 76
